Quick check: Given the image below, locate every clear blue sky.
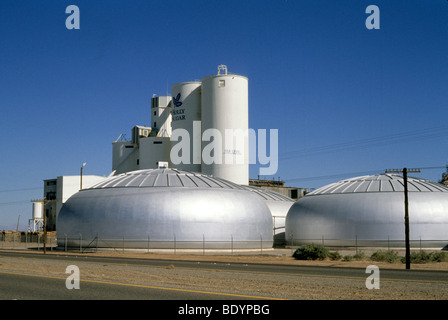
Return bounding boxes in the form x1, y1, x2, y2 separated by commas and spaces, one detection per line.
1, 0, 447, 228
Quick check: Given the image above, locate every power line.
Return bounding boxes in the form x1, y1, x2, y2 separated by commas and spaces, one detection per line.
281, 125, 448, 160
284, 165, 447, 184
0, 200, 32, 207
0, 187, 41, 193
285, 169, 383, 183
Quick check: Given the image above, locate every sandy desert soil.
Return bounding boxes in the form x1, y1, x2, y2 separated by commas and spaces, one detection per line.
1, 248, 447, 300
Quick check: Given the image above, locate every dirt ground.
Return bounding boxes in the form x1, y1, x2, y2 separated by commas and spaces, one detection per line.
1, 247, 448, 300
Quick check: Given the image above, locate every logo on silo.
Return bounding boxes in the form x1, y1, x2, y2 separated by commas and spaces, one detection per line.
172, 93, 186, 121
172, 93, 183, 107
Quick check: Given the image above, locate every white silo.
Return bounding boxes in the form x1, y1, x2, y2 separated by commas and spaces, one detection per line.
32, 201, 43, 220
201, 65, 249, 185
170, 82, 202, 172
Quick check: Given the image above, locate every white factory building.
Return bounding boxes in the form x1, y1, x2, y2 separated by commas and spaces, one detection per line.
38, 175, 106, 231
112, 65, 249, 185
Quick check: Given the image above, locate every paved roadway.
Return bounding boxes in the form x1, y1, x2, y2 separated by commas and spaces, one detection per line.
0, 250, 447, 300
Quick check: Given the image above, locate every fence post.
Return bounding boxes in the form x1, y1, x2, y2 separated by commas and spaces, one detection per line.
355, 235, 358, 255
147, 234, 150, 253
174, 234, 176, 254
65, 234, 67, 252
203, 234, 205, 256
231, 235, 233, 255
260, 234, 263, 255
80, 234, 82, 252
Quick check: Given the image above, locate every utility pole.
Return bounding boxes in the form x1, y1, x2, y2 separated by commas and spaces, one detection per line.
385, 168, 421, 270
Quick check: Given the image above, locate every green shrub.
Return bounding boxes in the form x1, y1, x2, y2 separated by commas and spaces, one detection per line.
430, 251, 448, 262
353, 251, 366, 260
328, 251, 342, 261
293, 243, 329, 260
343, 255, 353, 262
401, 251, 448, 264
403, 251, 431, 264
370, 250, 400, 263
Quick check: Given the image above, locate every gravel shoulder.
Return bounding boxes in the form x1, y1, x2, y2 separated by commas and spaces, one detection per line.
1, 248, 447, 300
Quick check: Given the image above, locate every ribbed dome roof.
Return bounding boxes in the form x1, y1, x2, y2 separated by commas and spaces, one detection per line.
308, 174, 448, 195
87, 168, 245, 190
241, 185, 294, 202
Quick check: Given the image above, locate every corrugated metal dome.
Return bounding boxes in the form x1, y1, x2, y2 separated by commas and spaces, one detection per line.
240, 185, 295, 245
308, 174, 448, 195
87, 168, 246, 190
285, 174, 448, 248
57, 169, 274, 250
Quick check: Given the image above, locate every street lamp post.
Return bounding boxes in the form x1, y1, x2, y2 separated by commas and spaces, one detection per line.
80, 162, 86, 190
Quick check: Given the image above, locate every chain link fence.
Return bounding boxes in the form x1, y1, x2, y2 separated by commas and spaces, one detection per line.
1, 231, 446, 254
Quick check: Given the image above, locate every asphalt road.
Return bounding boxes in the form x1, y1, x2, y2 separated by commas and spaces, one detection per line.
0, 272, 243, 300
1, 250, 446, 283
1, 250, 447, 301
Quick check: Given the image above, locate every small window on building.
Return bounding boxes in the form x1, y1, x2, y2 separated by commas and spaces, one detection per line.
290, 189, 298, 199
218, 80, 225, 87
153, 122, 157, 128
153, 111, 156, 116
153, 141, 162, 144
46, 192, 56, 200
137, 159, 140, 165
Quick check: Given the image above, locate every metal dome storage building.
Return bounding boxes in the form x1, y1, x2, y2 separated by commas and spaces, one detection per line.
57, 168, 273, 250
285, 174, 448, 248
240, 185, 294, 245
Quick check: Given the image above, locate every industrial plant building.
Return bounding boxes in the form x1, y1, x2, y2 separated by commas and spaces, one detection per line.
285, 174, 448, 249
33, 175, 105, 232
54, 66, 295, 249
112, 65, 249, 186
38, 66, 448, 251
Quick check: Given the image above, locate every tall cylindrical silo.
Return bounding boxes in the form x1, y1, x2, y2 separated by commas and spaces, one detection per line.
170, 82, 202, 173
201, 70, 249, 185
